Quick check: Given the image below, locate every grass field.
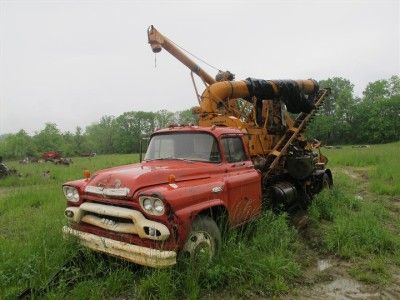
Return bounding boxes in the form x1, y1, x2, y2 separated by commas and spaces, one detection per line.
0, 142, 399, 299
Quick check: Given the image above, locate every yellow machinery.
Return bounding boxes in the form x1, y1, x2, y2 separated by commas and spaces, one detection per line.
147, 25, 330, 185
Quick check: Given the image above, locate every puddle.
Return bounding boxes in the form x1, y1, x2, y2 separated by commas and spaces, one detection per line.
317, 259, 332, 271
321, 278, 380, 299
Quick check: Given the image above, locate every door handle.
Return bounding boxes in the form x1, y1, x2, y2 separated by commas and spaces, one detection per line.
231, 162, 245, 167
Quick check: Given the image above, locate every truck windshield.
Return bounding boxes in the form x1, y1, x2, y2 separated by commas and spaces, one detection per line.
145, 132, 221, 163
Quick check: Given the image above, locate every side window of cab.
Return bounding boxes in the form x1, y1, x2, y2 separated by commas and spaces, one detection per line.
221, 136, 248, 163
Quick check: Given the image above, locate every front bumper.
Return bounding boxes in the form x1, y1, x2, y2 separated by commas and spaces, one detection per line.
63, 226, 177, 268
65, 202, 170, 241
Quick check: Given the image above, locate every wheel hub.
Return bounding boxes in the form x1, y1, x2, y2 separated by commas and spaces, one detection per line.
182, 231, 215, 260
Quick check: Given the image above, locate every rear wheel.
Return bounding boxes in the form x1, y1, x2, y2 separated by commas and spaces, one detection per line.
181, 216, 221, 262
322, 172, 332, 189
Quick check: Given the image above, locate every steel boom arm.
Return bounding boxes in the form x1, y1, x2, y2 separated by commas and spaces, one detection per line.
147, 25, 216, 85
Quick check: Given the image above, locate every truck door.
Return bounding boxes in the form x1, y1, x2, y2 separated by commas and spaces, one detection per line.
221, 136, 262, 226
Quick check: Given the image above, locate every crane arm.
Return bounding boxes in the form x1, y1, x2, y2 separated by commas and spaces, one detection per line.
147, 25, 216, 85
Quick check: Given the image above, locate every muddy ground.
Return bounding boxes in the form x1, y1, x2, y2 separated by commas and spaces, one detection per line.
284, 168, 400, 300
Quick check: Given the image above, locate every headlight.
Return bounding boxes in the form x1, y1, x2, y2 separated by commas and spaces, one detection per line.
153, 199, 165, 213
139, 196, 165, 216
143, 198, 153, 211
63, 186, 80, 202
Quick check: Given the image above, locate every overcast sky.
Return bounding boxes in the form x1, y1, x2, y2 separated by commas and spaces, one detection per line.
0, 0, 399, 135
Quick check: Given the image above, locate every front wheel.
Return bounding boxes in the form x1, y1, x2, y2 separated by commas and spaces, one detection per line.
181, 216, 221, 262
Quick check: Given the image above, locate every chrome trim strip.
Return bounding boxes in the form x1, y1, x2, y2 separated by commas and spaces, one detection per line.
84, 185, 130, 197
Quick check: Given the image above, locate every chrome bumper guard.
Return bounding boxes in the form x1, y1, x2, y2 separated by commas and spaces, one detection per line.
63, 226, 176, 268
65, 202, 170, 241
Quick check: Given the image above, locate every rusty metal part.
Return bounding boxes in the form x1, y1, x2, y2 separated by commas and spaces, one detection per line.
215, 70, 235, 81
63, 226, 177, 267
262, 89, 330, 179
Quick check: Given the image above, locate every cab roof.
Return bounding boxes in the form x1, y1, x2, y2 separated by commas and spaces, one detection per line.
153, 125, 243, 138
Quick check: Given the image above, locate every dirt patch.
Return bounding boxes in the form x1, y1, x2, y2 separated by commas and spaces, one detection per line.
390, 197, 400, 208
0, 187, 13, 198
283, 167, 400, 300
285, 258, 400, 300
340, 167, 371, 181
341, 169, 359, 180
338, 167, 372, 197
305, 274, 400, 299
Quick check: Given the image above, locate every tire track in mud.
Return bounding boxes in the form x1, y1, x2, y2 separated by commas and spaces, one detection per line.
287, 263, 400, 300
283, 167, 400, 300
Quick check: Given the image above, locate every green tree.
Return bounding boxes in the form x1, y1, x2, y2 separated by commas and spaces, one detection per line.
33, 123, 64, 153
62, 131, 75, 156
388, 75, 400, 96
113, 111, 157, 153
308, 77, 356, 144
0, 130, 36, 159
155, 110, 175, 128
72, 126, 90, 154
86, 116, 118, 154
113, 112, 141, 153
352, 95, 400, 143
175, 108, 198, 124
363, 79, 389, 102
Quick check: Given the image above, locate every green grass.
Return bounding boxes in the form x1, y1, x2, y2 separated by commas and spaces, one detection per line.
134, 212, 300, 299
0, 154, 138, 188
349, 257, 392, 285
323, 141, 400, 195
1, 142, 399, 298
308, 143, 400, 284
0, 154, 300, 299
309, 175, 398, 258
0, 154, 138, 299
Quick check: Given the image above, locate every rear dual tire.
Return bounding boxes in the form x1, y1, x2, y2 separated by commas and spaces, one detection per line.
322, 172, 332, 189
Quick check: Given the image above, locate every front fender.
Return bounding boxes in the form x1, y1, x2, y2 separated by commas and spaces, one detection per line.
173, 199, 227, 245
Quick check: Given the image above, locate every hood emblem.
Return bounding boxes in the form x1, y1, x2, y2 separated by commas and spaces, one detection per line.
212, 186, 223, 193
169, 183, 178, 189
113, 179, 122, 188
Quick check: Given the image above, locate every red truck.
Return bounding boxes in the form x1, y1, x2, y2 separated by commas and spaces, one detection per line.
63, 126, 262, 267
42, 151, 62, 162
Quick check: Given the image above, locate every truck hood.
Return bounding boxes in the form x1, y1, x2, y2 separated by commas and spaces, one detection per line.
84, 160, 219, 197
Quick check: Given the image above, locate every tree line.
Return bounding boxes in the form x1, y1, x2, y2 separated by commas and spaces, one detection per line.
306, 75, 399, 144
0, 76, 398, 159
0, 109, 197, 159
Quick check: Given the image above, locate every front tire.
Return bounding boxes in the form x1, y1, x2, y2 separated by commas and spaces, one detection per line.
181, 216, 221, 262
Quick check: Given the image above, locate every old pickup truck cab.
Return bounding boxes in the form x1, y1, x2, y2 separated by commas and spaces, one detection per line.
62, 125, 261, 267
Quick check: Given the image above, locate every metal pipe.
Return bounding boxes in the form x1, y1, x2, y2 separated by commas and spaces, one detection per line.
200, 79, 319, 114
